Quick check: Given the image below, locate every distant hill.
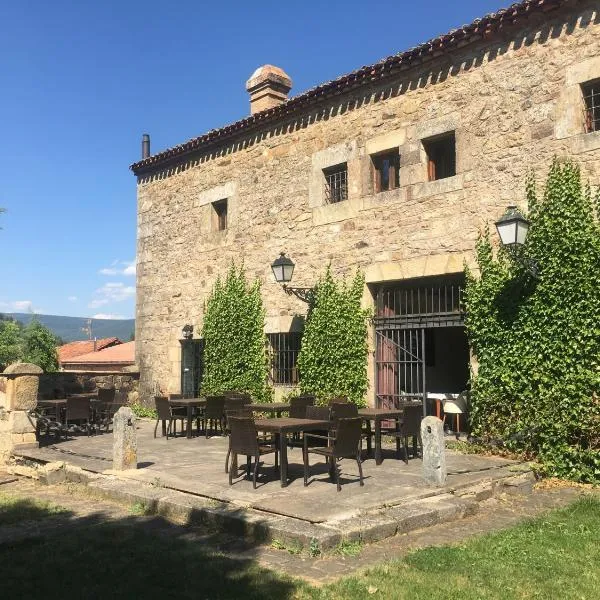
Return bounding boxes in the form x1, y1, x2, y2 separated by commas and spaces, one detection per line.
2, 313, 135, 343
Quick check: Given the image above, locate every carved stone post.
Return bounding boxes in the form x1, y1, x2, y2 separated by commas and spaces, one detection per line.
0, 363, 43, 463
113, 406, 137, 470
421, 416, 447, 486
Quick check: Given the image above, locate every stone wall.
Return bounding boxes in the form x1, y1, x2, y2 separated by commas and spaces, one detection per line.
135, 2, 600, 403
37, 372, 140, 405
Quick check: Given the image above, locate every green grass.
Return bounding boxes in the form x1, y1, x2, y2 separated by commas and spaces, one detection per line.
332, 540, 363, 558
0, 493, 67, 525
0, 496, 599, 599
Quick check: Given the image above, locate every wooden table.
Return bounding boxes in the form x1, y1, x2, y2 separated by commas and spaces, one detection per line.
37, 399, 67, 422
168, 397, 206, 439
248, 403, 290, 417
254, 417, 330, 487
358, 408, 405, 465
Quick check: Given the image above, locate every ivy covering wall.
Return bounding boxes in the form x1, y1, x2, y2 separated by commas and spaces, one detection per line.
298, 267, 369, 407
201, 264, 270, 401
464, 160, 600, 483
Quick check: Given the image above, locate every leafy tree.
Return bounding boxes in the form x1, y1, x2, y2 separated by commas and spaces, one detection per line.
201, 263, 270, 401
21, 320, 59, 372
0, 320, 23, 370
465, 160, 600, 483
298, 267, 370, 407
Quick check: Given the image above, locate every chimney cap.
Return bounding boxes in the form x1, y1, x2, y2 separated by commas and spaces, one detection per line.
246, 64, 292, 92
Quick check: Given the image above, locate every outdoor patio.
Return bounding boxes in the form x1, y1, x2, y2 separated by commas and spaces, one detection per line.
17, 419, 523, 526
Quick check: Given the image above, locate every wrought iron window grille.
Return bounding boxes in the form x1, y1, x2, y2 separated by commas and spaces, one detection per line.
267, 332, 302, 385
582, 79, 600, 134
324, 163, 348, 203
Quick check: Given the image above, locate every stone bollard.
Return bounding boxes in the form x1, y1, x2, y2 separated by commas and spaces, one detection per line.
113, 407, 137, 471
0, 363, 43, 463
421, 416, 447, 487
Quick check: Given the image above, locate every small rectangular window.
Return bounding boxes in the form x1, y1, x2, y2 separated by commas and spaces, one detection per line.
323, 163, 348, 203
212, 199, 227, 231
267, 332, 302, 385
372, 150, 400, 192
423, 133, 456, 181
582, 79, 600, 133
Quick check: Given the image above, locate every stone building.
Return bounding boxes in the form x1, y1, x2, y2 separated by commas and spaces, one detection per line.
131, 0, 600, 407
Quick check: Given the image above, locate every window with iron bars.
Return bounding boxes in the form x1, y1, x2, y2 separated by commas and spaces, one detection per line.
267, 332, 302, 385
582, 79, 600, 133
323, 163, 348, 203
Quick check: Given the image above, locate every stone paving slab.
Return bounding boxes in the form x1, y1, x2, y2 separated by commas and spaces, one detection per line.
10, 420, 528, 547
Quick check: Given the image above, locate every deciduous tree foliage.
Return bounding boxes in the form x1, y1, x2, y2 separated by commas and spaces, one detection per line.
298, 267, 369, 407
465, 160, 600, 482
0, 317, 59, 372
201, 263, 270, 401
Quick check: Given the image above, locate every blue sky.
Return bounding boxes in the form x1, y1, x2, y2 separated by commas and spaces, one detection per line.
0, 0, 505, 320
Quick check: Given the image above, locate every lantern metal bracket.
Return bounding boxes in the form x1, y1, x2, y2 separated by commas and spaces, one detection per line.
506, 247, 539, 279
282, 284, 315, 305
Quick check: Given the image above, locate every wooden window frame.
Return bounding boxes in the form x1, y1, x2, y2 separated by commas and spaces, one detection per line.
423, 133, 456, 181
372, 149, 400, 193
582, 79, 600, 134
211, 199, 228, 231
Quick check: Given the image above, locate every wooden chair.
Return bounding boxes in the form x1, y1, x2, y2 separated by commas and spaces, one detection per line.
96, 387, 119, 431
443, 391, 469, 436
202, 396, 226, 438
227, 416, 278, 488
385, 404, 423, 463
303, 417, 364, 492
64, 398, 94, 437
153, 395, 187, 439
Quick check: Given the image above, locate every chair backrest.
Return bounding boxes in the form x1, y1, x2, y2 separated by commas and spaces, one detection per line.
98, 387, 116, 403
154, 396, 172, 420
66, 397, 91, 421
225, 406, 253, 419
168, 393, 183, 401
330, 402, 358, 423
205, 395, 226, 419
333, 417, 362, 457
402, 404, 423, 435
228, 416, 259, 455
224, 397, 248, 410
305, 405, 330, 421
443, 391, 468, 414
328, 396, 349, 405
289, 396, 315, 419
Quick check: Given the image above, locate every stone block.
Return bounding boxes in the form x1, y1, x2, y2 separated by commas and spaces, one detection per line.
8, 411, 36, 435
112, 407, 137, 470
2, 363, 43, 411
421, 416, 447, 486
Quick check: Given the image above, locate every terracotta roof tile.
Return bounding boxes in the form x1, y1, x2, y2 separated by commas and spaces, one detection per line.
62, 341, 135, 365
58, 338, 121, 362
130, 0, 572, 175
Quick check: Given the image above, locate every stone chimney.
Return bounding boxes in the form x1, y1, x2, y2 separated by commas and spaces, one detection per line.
246, 65, 292, 115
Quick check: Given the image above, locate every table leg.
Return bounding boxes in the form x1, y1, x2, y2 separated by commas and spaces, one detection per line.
435, 399, 441, 419
186, 405, 193, 439
279, 433, 288, 487
375, 419, 382, 465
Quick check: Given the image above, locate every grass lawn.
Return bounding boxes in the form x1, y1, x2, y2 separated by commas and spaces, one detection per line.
0, 495, 598, 599
0, 492, 67, 525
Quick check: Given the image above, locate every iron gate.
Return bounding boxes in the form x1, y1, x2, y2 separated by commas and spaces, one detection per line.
374, 275, 464, 413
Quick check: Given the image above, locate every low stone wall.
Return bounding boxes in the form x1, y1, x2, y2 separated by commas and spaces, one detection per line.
38, 372, 140, 405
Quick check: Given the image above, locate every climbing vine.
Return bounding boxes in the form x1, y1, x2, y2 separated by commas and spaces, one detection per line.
201, 263, 270, 401
298, 267, 370, 407
464, 160, 600, 483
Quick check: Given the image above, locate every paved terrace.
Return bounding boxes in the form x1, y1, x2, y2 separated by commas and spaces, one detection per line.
15, 420, 525, 526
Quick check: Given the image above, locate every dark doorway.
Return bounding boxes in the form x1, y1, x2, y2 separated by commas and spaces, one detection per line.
180, 339, 204, 398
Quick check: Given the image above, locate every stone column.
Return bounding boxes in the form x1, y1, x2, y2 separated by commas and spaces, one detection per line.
0, 363, 43, 463
421, 416, 447, 487
113, 406, 137, 470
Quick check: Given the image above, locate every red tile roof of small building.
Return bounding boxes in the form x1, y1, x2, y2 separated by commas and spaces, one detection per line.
62, 341, 135, 365
130, 0, 573, 175
58, 338, 122, 362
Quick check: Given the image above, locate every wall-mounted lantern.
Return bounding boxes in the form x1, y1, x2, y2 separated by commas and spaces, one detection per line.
181, 324, 194, 340
495, 206, 538, 278
270, 252, 315, 304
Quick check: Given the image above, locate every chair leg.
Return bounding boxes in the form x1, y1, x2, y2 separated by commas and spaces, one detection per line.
228, 453, 235, 486
225, 447, 231, 473
246, 455, 251, 479
403, 436, 409, 464
253, 455, 259, 489
303, 449, 309, 486
357, 453, 364, 486
335, 461, 341, 492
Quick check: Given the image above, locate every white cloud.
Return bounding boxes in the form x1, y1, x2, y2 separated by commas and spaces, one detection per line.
88, 282, 135, 308
99, 259, 136, 277
68, 296, 78, 302
92, 313, 126, 320
0, 300, 40, 313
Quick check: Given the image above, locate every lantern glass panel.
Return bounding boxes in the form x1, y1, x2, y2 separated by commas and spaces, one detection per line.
497, 220, 517, 246
516, 220, 529, 245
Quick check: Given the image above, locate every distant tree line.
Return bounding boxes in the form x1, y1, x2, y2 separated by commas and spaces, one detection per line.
0, 314, 59, 372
